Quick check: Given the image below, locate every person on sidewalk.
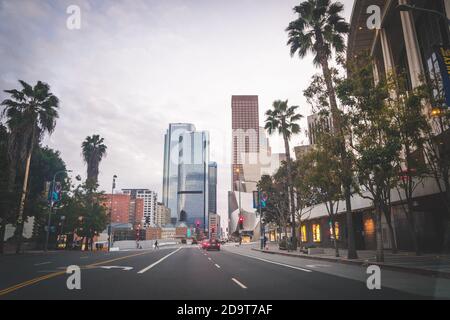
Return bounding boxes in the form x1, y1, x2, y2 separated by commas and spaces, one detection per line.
154, 240, 159, 249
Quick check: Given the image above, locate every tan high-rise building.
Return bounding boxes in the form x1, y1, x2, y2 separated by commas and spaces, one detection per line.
155, 202, 171, 227
231, 95, 259, 191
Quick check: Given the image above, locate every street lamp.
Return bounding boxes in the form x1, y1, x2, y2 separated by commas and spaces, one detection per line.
397, 4, 450, 25
45, 169, 72, 252
108, 174, 117, 251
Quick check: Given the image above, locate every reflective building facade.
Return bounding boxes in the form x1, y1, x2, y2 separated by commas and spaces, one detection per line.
162, 123, 196, 224
208, 162, 217, 214
177, 130, 210, 229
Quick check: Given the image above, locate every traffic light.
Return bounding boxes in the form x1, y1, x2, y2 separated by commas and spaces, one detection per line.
238, 215, 244, 229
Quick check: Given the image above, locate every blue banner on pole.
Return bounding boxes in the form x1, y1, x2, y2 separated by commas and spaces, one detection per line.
436, 46, 450, 108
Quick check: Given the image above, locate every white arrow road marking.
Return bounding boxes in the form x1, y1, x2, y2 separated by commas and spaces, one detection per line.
137, 248, 182, 274
99, 266, 133, 271
232, 278, 247, 289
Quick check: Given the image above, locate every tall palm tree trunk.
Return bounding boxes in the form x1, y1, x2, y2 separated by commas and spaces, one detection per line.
15, 126, 35, 254
318, 46, 357, 259
283, 132, 297, 250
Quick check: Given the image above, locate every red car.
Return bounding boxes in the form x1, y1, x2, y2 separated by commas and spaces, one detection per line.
206, 239, 220, 251
201, 239, 210, 249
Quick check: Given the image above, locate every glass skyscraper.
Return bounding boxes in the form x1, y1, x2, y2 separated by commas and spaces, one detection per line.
177, 130, 209, 229
162, 123, 196, 224
208, 162, 217, 214
162, 124, 210, 228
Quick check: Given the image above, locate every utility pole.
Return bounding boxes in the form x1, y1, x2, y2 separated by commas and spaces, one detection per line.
108, 175, 117, 252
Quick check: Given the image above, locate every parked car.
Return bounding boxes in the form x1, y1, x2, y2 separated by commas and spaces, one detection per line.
191, 239, 198, 245
206, 239, 220, 251
181, 238, 187, 244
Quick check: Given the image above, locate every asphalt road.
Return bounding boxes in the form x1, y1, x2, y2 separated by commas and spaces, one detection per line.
0, 244, 445, 300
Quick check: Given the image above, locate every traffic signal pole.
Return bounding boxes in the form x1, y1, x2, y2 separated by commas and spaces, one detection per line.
259, 188, 263, 250
45, 170, 68, 252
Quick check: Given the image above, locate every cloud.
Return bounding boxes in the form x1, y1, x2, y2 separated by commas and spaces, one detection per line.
0, 0, 354, 229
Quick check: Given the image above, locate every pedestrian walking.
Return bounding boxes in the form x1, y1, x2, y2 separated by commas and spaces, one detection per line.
154, 240, 159, 249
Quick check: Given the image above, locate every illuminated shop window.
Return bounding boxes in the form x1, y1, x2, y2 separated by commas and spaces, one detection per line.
312, 224, 321, 242
329, 221, 340, 240
301, 225, 307, 242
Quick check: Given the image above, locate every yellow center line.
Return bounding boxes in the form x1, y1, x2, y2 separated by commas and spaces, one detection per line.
0, 250, 153, 297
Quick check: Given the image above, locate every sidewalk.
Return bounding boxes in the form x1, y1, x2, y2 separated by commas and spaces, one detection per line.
252, 242, 450, 279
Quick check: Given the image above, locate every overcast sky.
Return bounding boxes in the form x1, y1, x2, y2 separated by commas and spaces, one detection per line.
0, 0, 354, 225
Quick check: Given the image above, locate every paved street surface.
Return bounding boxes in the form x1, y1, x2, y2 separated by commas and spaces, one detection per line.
1, 243, 449, 300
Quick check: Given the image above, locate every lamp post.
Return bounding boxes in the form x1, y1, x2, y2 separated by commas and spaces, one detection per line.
108, 174, 117, 252
45, 169, 72, 252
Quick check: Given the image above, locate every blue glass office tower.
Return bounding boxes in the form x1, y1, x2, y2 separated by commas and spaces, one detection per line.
208, 162, 217, 214
162, 123, 196, 224
177, 130, 210, 229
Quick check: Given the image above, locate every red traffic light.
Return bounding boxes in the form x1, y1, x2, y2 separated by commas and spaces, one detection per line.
239, 215, 244, 223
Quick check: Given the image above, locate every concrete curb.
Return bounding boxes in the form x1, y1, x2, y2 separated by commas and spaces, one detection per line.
251, 248, 450, 279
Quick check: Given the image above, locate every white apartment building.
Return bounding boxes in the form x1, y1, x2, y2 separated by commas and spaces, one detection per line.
122, 189, 157, 228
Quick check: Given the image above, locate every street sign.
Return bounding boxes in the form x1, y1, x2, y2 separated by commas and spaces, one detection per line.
253, 191, 268, 209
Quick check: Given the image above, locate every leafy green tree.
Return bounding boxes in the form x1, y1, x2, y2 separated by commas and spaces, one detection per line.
82, 135, 107, 184
302, 134, 343, 257
28, 147, 67, 249
287, 0, 357, 258
389, 75, 429, 256
264, 100, 302, 249
258, 174, 290, 241
1, 80, 59, 253
0, 123, 11, 253
338, 60, 399, 262
59, 181, 107, 251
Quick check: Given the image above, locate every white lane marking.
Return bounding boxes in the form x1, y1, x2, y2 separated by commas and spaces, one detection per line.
80, 256, 89, 259
215, 264, 221, 269
34, 261, 52, 266
99, 266, 133, 271
305, 264, 330, 268
137, 248, 182, 274
208, 257, 212, 261
232, 278, 247, 289
227, 251, 312, 273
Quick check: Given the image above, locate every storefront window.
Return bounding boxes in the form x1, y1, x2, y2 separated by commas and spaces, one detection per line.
301, 225, 307, 242
312, 224, 321, 242
329, 221, 340, 240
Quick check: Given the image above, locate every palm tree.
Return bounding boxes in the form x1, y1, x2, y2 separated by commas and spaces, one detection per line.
82, 135, 107, 184
265, 100, 302, 250
1, 80, 59, 253
286, 0, 358, 259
